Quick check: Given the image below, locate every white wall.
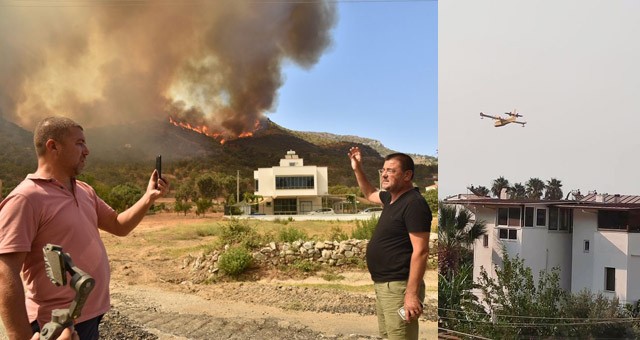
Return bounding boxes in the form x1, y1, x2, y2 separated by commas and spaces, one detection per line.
594, 231, 628, 301
472, 204, 572, 291
472, 207, 500, 284
571, 210, 597, 294
627, 233, 640, 304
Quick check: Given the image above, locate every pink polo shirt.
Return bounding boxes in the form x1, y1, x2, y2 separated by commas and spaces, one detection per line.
0, 174, 116, 326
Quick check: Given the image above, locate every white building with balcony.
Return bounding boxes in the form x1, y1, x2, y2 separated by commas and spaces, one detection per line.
445, 193, 640, 308
253, 150, 329, 215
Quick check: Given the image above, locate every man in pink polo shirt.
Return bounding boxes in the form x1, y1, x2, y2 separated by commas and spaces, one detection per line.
0, 116, 169, 339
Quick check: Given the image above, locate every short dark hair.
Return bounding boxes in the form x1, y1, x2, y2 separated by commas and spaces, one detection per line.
33, 117, 83, 156
385, 153, 415, 180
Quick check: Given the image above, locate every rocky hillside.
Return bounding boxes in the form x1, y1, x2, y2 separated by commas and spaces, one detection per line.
0, 116, 437, 196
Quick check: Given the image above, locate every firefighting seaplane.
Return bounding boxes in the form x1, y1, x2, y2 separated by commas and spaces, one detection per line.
479, 109, 526, 127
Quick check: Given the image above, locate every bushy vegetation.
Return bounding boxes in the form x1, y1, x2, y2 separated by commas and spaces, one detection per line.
217, 219, 263, 250
441, 251, 640, 339
327, 225, 349, 241
422, 188, 437, 214
350, 215, 378, 240
218, 246, 253, 278
278, 226, 308, 243
106, 183, 143, 212
292, 259, 321, 273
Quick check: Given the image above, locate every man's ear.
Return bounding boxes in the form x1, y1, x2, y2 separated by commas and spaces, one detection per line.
45, 139, 58, 153
404, 170, 414, 182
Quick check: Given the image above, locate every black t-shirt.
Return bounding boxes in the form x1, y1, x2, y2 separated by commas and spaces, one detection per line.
366, 188, 432, 283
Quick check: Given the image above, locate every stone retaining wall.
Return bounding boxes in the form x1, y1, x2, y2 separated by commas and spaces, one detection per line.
182, 239, 437, 278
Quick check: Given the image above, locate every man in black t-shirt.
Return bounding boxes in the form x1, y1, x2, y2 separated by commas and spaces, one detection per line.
348, 147, 432, 340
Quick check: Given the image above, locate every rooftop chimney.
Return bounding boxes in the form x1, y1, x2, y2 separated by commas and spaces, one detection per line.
500, 187, 510, 200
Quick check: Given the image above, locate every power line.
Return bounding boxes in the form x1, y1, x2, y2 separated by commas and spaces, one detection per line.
438, 327, 493, 340
439, 316, 639, 327
439, 307, 639, 321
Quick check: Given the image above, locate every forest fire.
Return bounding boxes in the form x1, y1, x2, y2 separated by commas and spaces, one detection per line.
168, 116, 259, 144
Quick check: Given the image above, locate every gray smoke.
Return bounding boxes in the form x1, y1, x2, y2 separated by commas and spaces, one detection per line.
0, 1, 337, 136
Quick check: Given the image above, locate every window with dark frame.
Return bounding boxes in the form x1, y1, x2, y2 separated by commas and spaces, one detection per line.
598, 210, 628, 230
498, 228, 517, 240
536, 208, 546, 226
497, 207, 521, 227
275, 176, 315, 190
559, 209, 573, 231
524, 207, 534, 227
508, 207, 521, 226
549, 207, 559, 230
254, 179, 259, 192
584, 240, 590, 253
498, 208, 508, 225
273, 198, 297, 215
605, 267, 615, 291
483, 234, 489, 247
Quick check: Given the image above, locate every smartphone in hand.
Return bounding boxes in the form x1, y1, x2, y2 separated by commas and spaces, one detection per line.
155, 155, 162, 189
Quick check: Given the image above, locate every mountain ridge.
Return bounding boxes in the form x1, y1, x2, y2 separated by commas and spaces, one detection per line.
0, 115, 437, 197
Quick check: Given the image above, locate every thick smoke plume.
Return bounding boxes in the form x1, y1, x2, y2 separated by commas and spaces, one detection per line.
0, 1, 336, 136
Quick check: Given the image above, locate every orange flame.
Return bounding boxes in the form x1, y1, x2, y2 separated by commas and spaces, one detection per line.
168, 116, 259, 144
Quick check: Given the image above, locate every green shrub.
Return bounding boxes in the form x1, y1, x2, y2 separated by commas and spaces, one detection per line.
351, 216, 379, 240
273, 217, 289, 225
107, 183, 143, 213
218, 219, 263, 249
293, 260, 321, 273
327, 225, 349, 241
321, 271, 345, 282
278, 226, 308, 243
218, 247, 253, 278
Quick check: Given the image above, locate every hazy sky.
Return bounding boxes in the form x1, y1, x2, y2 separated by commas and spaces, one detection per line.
439, 0, 640, 198
271, 1, 438, 156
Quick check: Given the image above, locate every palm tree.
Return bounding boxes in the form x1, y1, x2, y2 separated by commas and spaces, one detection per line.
491, 176, 510, 198
468, 185, 490, 197
438, 202, 487, 278
508, 183, 527, 199
544, 178, 563, 200
525, 177, 545, 200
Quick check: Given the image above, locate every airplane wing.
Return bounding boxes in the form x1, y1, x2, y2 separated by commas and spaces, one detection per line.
480, 112, 500, 120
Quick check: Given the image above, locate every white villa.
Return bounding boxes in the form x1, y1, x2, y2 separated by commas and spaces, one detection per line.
445, 192, 640, 308
253, 150, 329, 215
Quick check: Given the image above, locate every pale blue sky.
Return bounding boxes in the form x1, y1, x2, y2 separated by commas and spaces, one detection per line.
270, 1, 438, 156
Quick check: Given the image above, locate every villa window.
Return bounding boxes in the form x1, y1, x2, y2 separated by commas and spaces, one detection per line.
548, 207, 573, 231
536, 208, 547, 227
275, 176, 314, 190
498, 228, 517, 240
497, 207, 521, 227
483, 234, 489, 247
549, 207, 559, 230
274, 198, 297, 215
598, 211, 628, 230
254, 179, 259, 192
583, 240, 590, 253
605, 267, 615, 292
559, 209, 573, 231
524, 207, 534, 227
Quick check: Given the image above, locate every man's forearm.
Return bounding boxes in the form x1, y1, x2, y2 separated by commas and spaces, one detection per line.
0, 257, 32, 339
114, 193, 154, 236
406, 249, 429, 297
353, 166, 378, 202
